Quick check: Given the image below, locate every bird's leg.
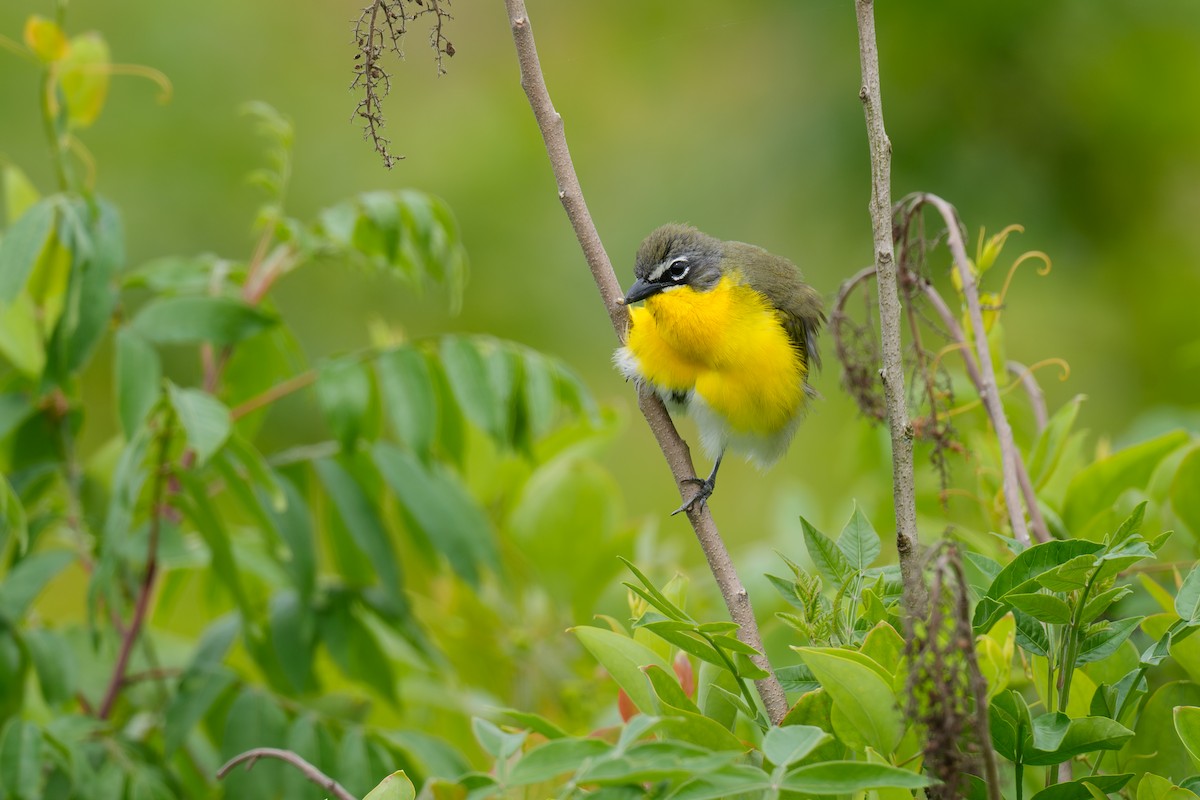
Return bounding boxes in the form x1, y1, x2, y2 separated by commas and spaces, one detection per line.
672, 450, 724, 516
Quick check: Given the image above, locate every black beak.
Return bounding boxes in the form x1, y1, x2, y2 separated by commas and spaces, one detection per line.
624, 277, 662, 305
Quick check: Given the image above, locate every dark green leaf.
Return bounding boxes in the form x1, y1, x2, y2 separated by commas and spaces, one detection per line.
269, 590, 317, 693
319, 597, 397, 703
1027, 774, 1132, 800
776, 664, 820, 694
376, 346, 436, 458
1007, 592, 1073, 625
24, 628, 76, 706
488, 708, 568, 741
780, 761, 935, 794
974, 539, 1104, 632
114, 330, 161, 439
221, 689, 289, 798
263, 473, 316, 601
177, 471, 254, 621
316, 357, 373, 451
1172, 448, 1200, 541
283, 715, 338, 800
1082, 586, 1134, 624
1014, 610, 1051, 657
0, 719, 43, 800
1024, 714, 1134, 765
314, 457, 406, 615
438, 336, 501, 442
374, 443, 497, 587
644, 664, 700, 714
163, 665, 235, 755
1076, 617, 1144, 664
130, 295, 277, 345
62, 197, 122, 373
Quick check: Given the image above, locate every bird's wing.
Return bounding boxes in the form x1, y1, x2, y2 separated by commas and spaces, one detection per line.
726, 242, 826, 372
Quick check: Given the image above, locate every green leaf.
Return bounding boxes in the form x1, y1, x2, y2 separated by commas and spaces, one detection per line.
376, 346, 437, 458
836, 503, 881, 571
1077, 617, 1144, 665
3, 165, 39, 225
0, 292, 45, 376
163, 665, 235, 755
0, 197, 55, 302
0, 719, 43, 800
1176, 564, 1200, 626
24, 628, 76, 706
114, 330, 161, 439
508, 739, 610, 786
1063, 430, 1190, 534
795, 646, 903, 755
268, 590, 317, 693
282, 715, 337, 799
644, 663, 700, 714
1029, 395, 1084, 487
801, 516, 852, 586
318, 598, 397, 703
177, 471, 254, 621
487, 708, 568, 741
572, 625, 670, 716
0, 550, 74, 622
762, 725, 831, 769
1137, 773, 1200, 800
1007, 592, 1073, 625
1024, 714, 1133, 765
780, 761, 935, 794
1171, 448, 1200, 540
221, 689, 288, 798
974, 539, 1104, 632
60, 197, 123, 375
439, 336, 502, 442
262, 473, 316, 601
314, 458, 406, 615
374, 442, 498, 587
1082, 586, 1135, 624
130, 295, 277, 345
363, 771, 417, 800
168, 383, 231, 465
1028, 774, 1133, 800
860, 621, 905, 679
471, 718, 527, 760
316, 357, 373, 451
1175, 706, 1200, 770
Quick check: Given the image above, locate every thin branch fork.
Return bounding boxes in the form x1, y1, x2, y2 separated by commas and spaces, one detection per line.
217, 748, 356, 800
502, 0, 787, 724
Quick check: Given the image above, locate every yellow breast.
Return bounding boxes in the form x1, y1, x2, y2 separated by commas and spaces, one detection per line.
626, 275, 808, 436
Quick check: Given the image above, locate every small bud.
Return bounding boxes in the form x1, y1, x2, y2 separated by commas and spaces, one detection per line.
445, 40, 455, 57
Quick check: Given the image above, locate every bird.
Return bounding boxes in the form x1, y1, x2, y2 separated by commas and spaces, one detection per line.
614, 224, 824, 515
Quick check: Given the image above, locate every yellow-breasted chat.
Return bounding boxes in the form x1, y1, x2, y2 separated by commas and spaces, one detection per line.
615, 224, 824, 514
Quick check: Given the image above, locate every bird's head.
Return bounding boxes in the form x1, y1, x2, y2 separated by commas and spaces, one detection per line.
624, 224, 723, 304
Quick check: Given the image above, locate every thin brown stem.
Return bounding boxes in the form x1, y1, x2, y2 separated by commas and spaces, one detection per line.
231, 371, 317, 421
217, 748, 356, 800
97, 421, 173, 720
853, 0, 927, 617
502, 0, 786, 724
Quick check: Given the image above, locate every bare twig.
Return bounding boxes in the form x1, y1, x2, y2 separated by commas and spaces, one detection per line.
502, 0, 787, 724
98, 421, 173, 720
853, 0, 927, 616
1008, 360, 1048, 433
919, 280, 1050, 543
917, 194, 1032, 546
217, 748, 356, 800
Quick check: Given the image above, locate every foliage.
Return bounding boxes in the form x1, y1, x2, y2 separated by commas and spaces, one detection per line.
0, 13, 620, 800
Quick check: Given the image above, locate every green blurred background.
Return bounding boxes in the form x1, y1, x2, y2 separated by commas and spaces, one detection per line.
3, 0, 1199, 570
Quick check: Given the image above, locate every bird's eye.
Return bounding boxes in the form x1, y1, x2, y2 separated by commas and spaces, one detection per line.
667, 258, 690, 281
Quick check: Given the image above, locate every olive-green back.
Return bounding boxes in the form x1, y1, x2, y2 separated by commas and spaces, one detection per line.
723, 241, 825, 371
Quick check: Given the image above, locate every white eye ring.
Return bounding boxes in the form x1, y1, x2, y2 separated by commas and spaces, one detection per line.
667, 258, 690, 281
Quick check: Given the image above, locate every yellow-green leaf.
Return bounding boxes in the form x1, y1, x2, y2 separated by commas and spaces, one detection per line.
795, 646, 903, 755
59, 33, 111, 129
22, 16, 67, 62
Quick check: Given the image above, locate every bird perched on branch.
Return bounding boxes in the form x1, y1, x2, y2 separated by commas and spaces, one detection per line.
615, 224, 824, 514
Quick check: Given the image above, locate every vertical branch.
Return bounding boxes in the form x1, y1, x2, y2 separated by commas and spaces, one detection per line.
502, 0, 787, 724
97, 419, 173, 720
919, 194, 1031, 546
853, 0, 926, 615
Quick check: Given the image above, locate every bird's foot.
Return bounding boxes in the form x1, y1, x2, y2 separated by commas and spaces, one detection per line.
671, 476, 716, 516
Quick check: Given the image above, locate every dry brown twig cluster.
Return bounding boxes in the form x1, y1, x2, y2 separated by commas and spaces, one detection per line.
352, 0, 455, 168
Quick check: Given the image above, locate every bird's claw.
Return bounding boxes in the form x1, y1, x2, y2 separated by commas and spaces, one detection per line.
671, 477, 716, 516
